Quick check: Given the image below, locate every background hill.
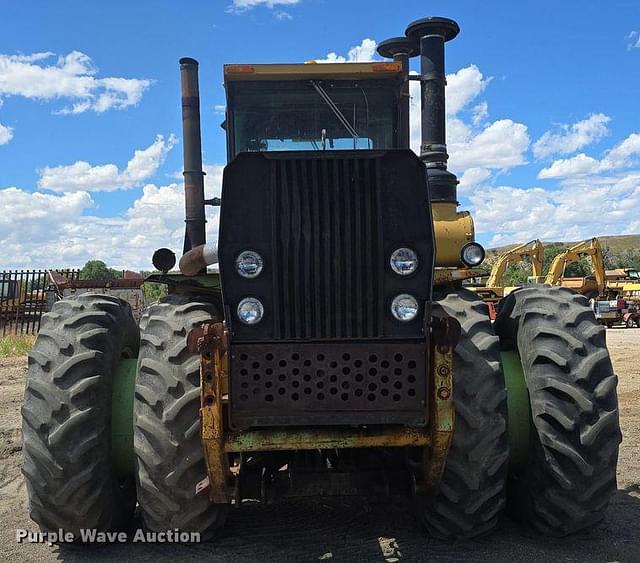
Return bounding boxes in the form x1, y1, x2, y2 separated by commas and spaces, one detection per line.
487, 234, 640, 257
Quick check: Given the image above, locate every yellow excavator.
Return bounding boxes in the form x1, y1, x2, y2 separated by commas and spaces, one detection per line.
473, 239, 544, 304
545, 237, 605, 298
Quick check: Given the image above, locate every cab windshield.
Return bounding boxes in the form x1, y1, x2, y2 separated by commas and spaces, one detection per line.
229, 79, 397, 158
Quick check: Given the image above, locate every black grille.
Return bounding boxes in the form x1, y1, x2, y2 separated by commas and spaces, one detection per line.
230, 341, 427, 429
270, 157, 384, 339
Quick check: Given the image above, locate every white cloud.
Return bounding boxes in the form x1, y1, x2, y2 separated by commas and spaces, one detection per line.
446, 65, 490, 115
275, 10, 293, 20
315, 39, 377, 63
458, 167, 491, 195
448, 119, 530, 171
0, 181, 221, 271
537, 153, 601, 179
227, 0, 299, 13
537, 132, 640, 179
470, 171, 640, 246
38, 134, 177, 193
532, 113, 610, 159
627, 31, 640, 50
0, 188, 93, 244
408, 65, 529, 173
0, 121, 12, 145
472, 101, 488, 126
605, 132, 640, 168
0, 51, 152, 115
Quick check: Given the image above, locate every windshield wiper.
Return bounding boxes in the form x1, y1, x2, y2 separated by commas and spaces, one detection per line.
310, 80, 359, 141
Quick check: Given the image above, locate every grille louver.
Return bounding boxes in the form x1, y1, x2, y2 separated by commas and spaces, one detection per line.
270, 156, 384, 339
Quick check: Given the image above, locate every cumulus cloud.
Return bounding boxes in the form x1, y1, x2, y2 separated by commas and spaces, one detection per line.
0, 158, 225, 269
471, 171, 640, 246
458, 167, 492, 195
446, 65, 491, 115
0, 188, 93, 244
538, 153, 600, 179
532, 113, 610, 159
315, 39, 378, 63
38, 134, 177, 193
0, 181, 221, 270
538, 132, 640, 179
408, 65, 529, 174
0, 51, 152, 115
227, 0, 299, 13
448, 119, 530, 171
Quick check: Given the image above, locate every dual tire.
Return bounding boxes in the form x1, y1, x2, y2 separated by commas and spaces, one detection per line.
22, 288, 621, 540
420, 286, 621, 539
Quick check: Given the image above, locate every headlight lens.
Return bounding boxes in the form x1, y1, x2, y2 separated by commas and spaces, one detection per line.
235, 250, 263, 279
460, 242, 485, 267
237, 297, 264, 325
391, 294, 419, 322
389, 247, 418, 276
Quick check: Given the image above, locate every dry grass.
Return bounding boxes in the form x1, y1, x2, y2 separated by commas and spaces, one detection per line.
0, 335, 36, 358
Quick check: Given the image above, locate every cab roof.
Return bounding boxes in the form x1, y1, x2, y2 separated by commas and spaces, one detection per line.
223, 62, 403, 82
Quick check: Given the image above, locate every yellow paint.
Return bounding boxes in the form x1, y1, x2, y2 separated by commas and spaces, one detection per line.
224, 62, 403, 82
432, 202, 475, 267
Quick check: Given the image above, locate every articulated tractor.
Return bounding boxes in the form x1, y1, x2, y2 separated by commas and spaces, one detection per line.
22, 16, 620, 542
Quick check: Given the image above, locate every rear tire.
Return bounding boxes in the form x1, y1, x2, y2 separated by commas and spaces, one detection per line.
418, 289, 509, 540
22, 294, 139, 535
134, 294, 228, 538
495, 285, 621, 536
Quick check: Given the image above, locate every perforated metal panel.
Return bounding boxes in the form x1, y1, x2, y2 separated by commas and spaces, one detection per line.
229, 341, 428, 429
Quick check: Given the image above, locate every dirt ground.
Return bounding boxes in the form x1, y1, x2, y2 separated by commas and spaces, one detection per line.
1, 329, 639, 562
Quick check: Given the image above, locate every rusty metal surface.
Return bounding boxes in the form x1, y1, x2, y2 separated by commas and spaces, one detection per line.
188, 321, 233, 504
228, 341, 428, 429
225, 426, 430, 452
0, 268, 79, 336
180, 57, 207, 252
423, 316, 460, 488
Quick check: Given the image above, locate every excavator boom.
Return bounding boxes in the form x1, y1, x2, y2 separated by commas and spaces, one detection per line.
486, 239, 544, 289
544, 237, 605, 295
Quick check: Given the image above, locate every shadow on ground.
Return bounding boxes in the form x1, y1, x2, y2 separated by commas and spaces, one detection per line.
54, 486, 640, 562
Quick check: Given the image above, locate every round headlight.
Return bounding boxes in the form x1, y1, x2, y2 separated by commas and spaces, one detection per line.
390, 247, 419, 276
235, 250, 263, 278
237, 297, 264, 325
391, 294, 419, 322
460, 242, 485, 267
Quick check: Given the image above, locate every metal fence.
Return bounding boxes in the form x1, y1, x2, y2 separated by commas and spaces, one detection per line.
0, 269, 80, 336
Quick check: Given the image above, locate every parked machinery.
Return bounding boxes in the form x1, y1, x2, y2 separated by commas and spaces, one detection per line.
545, 237, 605, 298
472, 239, 544, 304
21, 16, 621, 543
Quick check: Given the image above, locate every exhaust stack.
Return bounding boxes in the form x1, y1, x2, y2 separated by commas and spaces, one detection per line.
405, 17, 460, 203
180, 57, 207, 252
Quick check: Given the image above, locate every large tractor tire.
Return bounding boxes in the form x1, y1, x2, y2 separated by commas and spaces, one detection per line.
419, 290, 509, 539
134, 294, 228, 538
22, 294, 139, 534
495, 285, 621, 536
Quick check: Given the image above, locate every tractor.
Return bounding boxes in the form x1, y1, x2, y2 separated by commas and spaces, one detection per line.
22, 16, 621, 542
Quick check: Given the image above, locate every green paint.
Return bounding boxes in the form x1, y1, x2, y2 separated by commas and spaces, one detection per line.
145, 271, 222, 291
111, 358, 137, 479
501, 350, 530, 468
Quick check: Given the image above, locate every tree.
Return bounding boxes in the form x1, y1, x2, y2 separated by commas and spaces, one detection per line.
80, 260, 120, 281
142, 282, 168, 305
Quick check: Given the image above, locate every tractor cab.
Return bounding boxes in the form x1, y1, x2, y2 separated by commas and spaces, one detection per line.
223, 62, 406, 160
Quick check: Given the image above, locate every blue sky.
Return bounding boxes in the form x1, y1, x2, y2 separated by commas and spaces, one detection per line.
1, 0, 639, 269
